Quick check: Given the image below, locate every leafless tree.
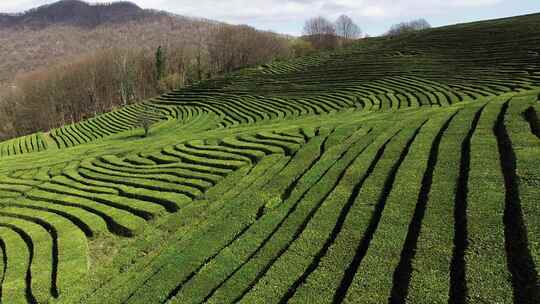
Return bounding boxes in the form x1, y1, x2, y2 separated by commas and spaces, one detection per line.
136, 114, 153, 138
192, 22, 209, 81
335, 15, 361, 40
302, 16, 338, 50
0, 88, 19, 139
386, 19, 431, 36
303, 16, 336, 36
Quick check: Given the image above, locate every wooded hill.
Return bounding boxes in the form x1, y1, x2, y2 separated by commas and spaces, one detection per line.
0, 0, 151, 28
0, 0, 217, 86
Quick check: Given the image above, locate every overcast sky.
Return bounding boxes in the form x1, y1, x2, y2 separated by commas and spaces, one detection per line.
1, 0, 539, 36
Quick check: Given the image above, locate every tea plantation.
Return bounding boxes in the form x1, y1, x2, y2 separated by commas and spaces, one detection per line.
0, 13, 539, 304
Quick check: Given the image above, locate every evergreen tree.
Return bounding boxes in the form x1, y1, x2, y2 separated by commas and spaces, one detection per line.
155, 45, 166, 81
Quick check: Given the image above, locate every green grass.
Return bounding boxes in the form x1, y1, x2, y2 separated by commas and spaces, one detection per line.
0, 12, 539, 304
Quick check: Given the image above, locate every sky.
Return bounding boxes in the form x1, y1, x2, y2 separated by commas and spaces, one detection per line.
1, 0, 540, 36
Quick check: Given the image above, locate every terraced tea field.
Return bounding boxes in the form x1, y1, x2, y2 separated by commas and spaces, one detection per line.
0, 13, 539, 304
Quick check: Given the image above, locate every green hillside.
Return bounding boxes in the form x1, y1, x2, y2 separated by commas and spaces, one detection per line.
0, 13, 539, 304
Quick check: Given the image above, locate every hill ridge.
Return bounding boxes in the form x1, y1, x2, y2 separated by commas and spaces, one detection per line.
0, 0, 161, 28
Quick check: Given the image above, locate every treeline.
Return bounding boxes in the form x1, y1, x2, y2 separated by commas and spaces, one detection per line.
386, 19, 431, 36
301, 15, 431, 49
2, 48, 156, 136
302, 15, 362, 49
208, 25, 291, 74
0, 24, 293, 139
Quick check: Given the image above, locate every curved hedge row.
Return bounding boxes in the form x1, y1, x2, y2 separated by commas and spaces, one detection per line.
0, 133, 47, 158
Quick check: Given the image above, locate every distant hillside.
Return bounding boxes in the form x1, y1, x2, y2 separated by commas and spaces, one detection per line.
0, 0, 158, 28
0, 0, 217, 85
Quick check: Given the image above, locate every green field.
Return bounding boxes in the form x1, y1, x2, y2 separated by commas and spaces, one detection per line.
0, 13, 539, 304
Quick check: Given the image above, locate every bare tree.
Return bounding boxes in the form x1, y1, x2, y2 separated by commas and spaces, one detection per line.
0, 88, 19, 139
192, 22, 209, 81
335, 15, 361, 40
117, 49, 136, 105
302, 16, 338, 50
386, 19, 431, 36
136, 114, 153, 138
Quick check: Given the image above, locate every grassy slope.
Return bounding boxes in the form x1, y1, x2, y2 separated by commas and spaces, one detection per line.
0, 13, 539, 304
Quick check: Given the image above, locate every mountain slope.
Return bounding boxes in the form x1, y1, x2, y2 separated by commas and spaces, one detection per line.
0, 0, 215, 85
0, 0, 149, 28
0, 12, 539, 304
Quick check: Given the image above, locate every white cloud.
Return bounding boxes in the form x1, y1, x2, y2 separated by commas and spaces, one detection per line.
0, 0, 504, 17
0, 0, 45, 12
139, 0, 505, 24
